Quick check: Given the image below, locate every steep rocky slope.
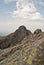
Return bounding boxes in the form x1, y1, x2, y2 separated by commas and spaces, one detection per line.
0, 25, 32, 49
0, 26, 44, 65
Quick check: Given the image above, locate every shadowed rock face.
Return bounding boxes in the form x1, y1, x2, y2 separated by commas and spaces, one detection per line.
0, 25, 32, 49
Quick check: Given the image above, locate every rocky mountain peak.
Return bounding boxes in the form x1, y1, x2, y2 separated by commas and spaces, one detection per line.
13, 25, 32, 37
0, 25, 32, 49
19, 25, 26, 31
34, 29, 42, 34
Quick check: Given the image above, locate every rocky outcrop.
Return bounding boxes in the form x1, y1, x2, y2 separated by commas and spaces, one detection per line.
0, 25, 32, 49
34, 29, 42, 34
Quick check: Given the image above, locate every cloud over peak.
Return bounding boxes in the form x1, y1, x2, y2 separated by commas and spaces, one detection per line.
0, 0, 43, 35
8, 0, 43, 20
4, 0, 44, 20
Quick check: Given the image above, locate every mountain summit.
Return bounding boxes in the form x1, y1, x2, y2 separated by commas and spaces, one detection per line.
0, 25, 32, 49
34, 29, 42, 34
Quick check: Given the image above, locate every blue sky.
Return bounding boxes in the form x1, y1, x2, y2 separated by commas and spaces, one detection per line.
0, 0, 16, 22
0, 0, 44, 35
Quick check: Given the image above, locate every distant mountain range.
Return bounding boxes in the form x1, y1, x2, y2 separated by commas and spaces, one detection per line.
0, 25, 44, 65
0, 32, 5, 36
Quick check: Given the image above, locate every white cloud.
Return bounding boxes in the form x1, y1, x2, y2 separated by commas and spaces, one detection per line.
9, 0, 43, 20
1, 0, 44, 35
31, 12, 43, 20
39, 1, 44, 6
4, 0, 43, 20
34, 0, 44, 6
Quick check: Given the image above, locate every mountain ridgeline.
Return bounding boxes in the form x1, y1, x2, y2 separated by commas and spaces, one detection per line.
0, 25, 44, 65
0, 25, 32, 49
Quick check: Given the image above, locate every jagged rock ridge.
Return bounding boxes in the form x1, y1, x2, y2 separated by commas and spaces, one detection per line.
0, 25, 44, 65
0, 25, 32, 49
